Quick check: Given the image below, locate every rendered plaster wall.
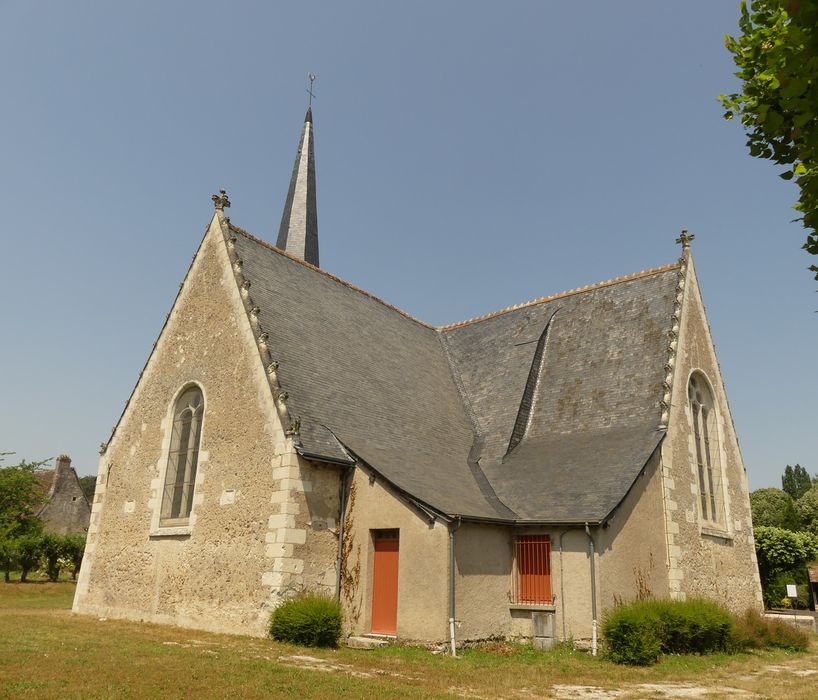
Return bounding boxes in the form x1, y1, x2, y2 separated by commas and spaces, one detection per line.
73, 217, 339, 636
454, 524, 597, 642
596, 449, 670, 609
341, 469, 449, 641
662, 260, 762, 610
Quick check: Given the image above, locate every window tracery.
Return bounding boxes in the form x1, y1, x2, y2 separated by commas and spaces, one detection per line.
687, 373, 723, 525
160, 386, 203, 525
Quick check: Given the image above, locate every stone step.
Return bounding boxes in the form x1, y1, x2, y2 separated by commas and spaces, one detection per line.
346, 635, 390, 649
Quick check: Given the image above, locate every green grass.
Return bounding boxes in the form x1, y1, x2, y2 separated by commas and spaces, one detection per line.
1, 583, 816, 699
0, 580, 75, 609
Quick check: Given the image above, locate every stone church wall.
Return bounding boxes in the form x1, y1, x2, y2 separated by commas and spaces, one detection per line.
74, 219, 339, 636
596, 449, 670, 609
661, 260, 762, 611
453, 451, 667, 646
342, 449, 670, 645
453, 524, 595, 642
341, 468, 450, 641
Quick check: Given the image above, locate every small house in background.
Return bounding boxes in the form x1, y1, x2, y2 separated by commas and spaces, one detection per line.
37, 455, 91, 534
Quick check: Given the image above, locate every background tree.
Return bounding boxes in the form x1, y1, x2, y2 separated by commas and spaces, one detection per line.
78, 475, 97, 503
0, 454, 49, 581
720, 0, 818, 280
782, 463, 814, 500
750, 487, 801, 529
40, 533, 64, 582
0, 540, 15, 583
0, 457, 47, 536
16, 535, 43, 583
796, 485, 818, 533
753, 525, 818, 607
62, 534, 87, 580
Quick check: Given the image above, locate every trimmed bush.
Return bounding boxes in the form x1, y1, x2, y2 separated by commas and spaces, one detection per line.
603, 599, 733, 665
269, 593, 342, 647
16, 535, 43, 583
602, 605, 662, 665
40, 533, 65, 582
657, 598, 733, 655
62, 534, 87, 580
731, 609, 809, 652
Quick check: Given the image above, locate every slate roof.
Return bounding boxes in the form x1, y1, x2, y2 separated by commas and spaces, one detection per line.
276, 107, 319, 266
231, 222, 679, 523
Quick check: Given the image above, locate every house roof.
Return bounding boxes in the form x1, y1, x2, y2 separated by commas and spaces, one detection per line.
230, 222, 679, 523
35, 469, 56, 502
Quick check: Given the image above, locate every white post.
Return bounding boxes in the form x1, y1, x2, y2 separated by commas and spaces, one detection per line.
449, 617, 457, 657
591, 619, 598, 657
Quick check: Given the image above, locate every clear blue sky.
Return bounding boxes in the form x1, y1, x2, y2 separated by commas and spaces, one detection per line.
1, 1, 815, 490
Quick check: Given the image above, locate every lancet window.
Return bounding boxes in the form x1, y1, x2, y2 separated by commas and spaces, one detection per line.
687, 372, 723, 525
160, 386, 204, 525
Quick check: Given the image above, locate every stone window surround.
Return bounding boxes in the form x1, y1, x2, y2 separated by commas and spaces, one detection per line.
148, 382, 209, 538
684, 369, 731, 538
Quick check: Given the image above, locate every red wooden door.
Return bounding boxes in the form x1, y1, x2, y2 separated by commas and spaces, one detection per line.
371, 533, 399, 635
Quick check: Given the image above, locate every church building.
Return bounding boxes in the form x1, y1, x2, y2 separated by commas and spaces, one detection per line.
73, 107, 762, 647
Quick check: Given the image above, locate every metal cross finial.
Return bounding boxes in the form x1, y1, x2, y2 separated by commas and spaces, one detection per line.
212, 189, 231, 211
307, 73, 317, 106
676, 229, 695, 250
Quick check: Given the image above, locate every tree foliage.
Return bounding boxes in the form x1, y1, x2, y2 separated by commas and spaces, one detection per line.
720, 0, 818, 279
78, 475, 97, 503
782, 463, 815, 500
795, 485, 818, 533
62, 534, 87, 580
16, 534, 43, 583
750, 487, 801, 529
753, 525, 818, 591
0, 454, 48, 581
0, 458, 48, 542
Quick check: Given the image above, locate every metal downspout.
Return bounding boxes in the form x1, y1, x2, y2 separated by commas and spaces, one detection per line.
584, 522, 598, 656
335, 467, 352, 601
449, 517, 462, 657
558, 530, 567, 640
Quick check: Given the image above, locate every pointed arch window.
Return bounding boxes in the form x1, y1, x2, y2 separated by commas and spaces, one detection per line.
160, 386, 203, 526
687, 373, 723, 525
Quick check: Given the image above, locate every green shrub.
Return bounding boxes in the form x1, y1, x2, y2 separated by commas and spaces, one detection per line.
40, 533, 65, 582
16, 535, 43, 582
658, 598, 733, 655
603, 599, 733, 665
269, 593, 342, 647
602, 605, 662, 665
0, 538, 16, 582
62, 534, 86, 580
731, 609, 810, 652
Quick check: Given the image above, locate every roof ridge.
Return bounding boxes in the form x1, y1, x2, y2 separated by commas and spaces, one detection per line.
438, 262, 682, 331
228, 223, 435, 330
229, 222, 681, 334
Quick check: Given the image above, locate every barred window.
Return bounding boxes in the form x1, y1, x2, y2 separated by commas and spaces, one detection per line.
160, 386, 203, 525
688, 373, 723, 525
512, 535, 552, 604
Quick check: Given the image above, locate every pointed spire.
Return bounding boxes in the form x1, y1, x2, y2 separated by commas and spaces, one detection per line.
276, 107, 319, 266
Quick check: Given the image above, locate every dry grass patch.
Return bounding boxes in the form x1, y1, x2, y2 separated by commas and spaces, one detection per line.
1, 583, 816, 699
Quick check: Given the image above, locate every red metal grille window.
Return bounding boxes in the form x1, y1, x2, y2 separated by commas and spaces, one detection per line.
513, 535, 552, 604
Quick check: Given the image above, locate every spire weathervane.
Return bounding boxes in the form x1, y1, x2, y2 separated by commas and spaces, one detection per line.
306, 73, 316, 106
675, 229, 694, 250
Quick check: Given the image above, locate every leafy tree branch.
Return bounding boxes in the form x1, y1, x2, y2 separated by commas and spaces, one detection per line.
720, 0, 818, 279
